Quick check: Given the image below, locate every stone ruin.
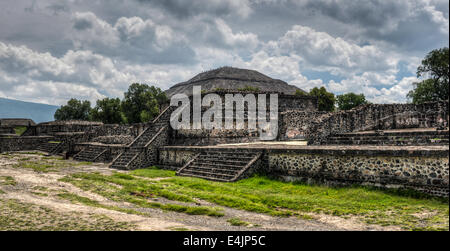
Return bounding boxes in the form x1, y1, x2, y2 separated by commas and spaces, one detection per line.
1, 67, 448, 197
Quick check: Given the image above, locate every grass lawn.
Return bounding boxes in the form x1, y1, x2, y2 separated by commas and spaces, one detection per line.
61, 166, 449, 231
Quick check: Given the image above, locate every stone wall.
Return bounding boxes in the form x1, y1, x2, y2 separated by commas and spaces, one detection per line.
265, 148, 449, 197
171, 128, 260, 146
0, 127, 15, 135
279, 110, 328, 140
0, 136, 54, 153
158, 147, 198, 170
280, 100, 449, 144
168, 91, 316, 145
158, 145, 449, 197
0, 118, 35, 127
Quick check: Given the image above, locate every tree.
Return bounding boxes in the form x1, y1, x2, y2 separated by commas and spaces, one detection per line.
121, 83, 168, 123
148, 85, 169, 111
407, 47, 449, 104
337, 93, 369, 110
90, 98, 124, 124
54, 99, 91, 121
309, 87, 336, 111
294, 89, 308, 96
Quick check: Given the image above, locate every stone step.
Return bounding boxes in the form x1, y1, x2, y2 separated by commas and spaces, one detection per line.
177, 172, 231, 182
176, 150, 262, 181
332, 131, 449, 139
179, 169, 235, 179
191, 162, 246, 169
188, 165, 240, 175
327, 129, 449, 146
198, 156, 254, 163
74, 146, 106, 162
328, 135, 449, 141
36, 142, 59, 153
326, 139, 449, 145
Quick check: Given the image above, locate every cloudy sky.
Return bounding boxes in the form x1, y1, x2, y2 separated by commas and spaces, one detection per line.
0, 0, 448, 105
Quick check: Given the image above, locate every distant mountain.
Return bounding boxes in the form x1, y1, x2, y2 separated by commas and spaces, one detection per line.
0, 98, 58, 124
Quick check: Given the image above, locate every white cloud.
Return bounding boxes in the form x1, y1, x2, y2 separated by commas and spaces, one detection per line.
215, 19, 259, 50
269, 25, 398, 75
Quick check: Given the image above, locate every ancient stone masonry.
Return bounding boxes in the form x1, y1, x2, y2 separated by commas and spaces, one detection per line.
280, 100, 449, 144
1, 68, 448, 197
170, 90, 317, 146
279, 111, 328, 140
0, 118, 35, 136
0, 136, 53, 153
165, 66, 307, 97
265, 146, 449, 197
109, 106, 173, 170
159, 145, 449, 197
176, 148, 263, 182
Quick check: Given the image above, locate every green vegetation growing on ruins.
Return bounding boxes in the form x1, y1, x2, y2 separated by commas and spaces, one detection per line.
237, 85, 260, 92
60, 166, 449, 231
14, 126, 27, 136
294, 89, 309, 96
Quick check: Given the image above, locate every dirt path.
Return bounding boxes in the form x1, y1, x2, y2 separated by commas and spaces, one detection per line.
0, 152, 399, 231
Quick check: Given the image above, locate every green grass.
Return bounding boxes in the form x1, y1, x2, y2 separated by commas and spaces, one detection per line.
167, 227, 190, 231
227, 217, 250, 226
131, 166, 176, 178
0, 199, 134, 231
0, 176, 17, 186
59, 167, 449, 230
12, 155, 91, 173
57, 192, 147, 216
14, 126, 27, 136
59, 172, 224, 217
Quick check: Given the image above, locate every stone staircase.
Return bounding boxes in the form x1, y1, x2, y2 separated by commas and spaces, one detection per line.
109, 125, 167, 169
176, 149, 263, 182
325, 129, 449, 146
109, 106, 173, 170
35, 141, 62, 154
73, 145, 108, 162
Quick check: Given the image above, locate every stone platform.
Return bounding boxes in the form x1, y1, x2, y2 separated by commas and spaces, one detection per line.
159, 143, 449, 197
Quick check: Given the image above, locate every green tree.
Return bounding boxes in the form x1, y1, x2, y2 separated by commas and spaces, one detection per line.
90, 98, 124, 124
54, 99, 91, 121
294, 89, 308, 96
121, 83, 167, 123
337, 93, 369, 110
407, 47, 449, 104
148, 85, 169, 111
309, 87, 336, 111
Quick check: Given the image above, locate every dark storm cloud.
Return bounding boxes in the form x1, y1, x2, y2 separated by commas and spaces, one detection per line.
136, 0, 251, 19
0, 0, 448, 105
73, 19, 93, 30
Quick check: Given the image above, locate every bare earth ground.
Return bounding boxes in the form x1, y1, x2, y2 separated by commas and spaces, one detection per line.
0, 152, 414, 231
